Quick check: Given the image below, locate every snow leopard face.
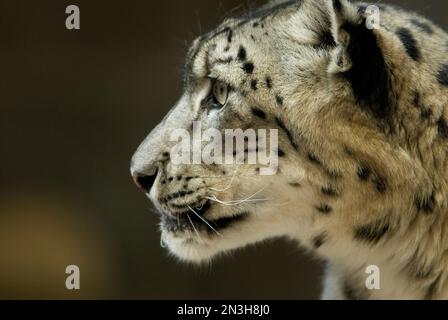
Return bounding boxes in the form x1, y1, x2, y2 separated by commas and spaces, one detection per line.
131, 1, 448, 300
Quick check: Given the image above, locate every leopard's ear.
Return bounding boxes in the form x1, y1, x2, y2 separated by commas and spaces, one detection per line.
326, 0, 360, 73
287, 0, 389, 118
326, 0, 390, 119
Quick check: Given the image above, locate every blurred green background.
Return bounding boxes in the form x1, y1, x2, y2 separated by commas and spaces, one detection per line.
0, 0, 446, 299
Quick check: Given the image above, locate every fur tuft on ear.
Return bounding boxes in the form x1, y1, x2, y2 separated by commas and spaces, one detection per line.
330, 0, 361, 44
327, 0, 358, 72
327, 0, 390, 119
286, 0, 390, 118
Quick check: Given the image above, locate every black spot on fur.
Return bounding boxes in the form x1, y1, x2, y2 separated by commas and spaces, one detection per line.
421, 109, 432, 120
275, 95, 284, 106
251, 79, 258, 91
342, 278, 370, 301
343, 282, 357, 300
357, 5, 367, 14
164, 190, 194, 202
437, 64, 448, 86
414, 267, 434, 280
354, 220, 390, 244
332, 0, 342, 12
227, 28, 234, 43
321, 186, 338, 197
405, 251, 434, 280
253, 22, 259, 28
342, 20, 390, 118
438, 119, 448, 138
275, 117, 299, 150
289, 182, 301, 187
413, 91, 422, 108
312, 232, 328, 249
344, 147, 355, 157
411, 19, 434, 34
317, 204, 333, 214
251, 107, 266, 119
215, 57, 233, 65
308, 153, 322, 166
266, 77, 273, 89
415, 193, 435, 214
242, 62, 254, 74
396, 28, 421, 62
325, 169, 342, 180
238, 46, 247, 61
357, 166, 371, 181
277, 149, 285, 157
373, 176, 387, 194
315, 30, 336, 49
425, 275, 442, 300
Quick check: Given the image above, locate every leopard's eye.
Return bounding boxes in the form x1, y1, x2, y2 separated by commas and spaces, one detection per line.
211, 79, 229, 107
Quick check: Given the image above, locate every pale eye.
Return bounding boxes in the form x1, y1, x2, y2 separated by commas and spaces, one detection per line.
212, 80, 229, 107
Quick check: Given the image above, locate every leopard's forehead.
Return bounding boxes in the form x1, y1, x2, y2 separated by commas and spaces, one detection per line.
183, 0, 322, 91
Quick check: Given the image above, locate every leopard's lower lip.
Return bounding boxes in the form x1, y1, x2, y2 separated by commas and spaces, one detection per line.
208, 212, 249, 230
166, 200, 212, 217
160, 203, 249, 235
160, 201, 211, 231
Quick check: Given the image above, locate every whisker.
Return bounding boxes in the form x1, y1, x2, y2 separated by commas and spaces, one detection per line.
186, 213, 203, 242
188, 205, 222, 237
206, 187, 269, 206
193, 173, 261, 180
206, 196, 269, 206
275, 200, 292, 207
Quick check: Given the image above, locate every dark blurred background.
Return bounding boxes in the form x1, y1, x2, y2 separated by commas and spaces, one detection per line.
0, 0, 446, 299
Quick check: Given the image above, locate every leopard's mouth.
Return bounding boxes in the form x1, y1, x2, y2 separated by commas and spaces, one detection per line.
160, 201, 249, 235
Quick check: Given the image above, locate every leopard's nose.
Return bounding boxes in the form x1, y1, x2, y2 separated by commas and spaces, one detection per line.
132, 172, 157, 193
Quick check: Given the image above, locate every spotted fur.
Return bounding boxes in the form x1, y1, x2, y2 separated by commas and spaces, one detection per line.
132, 0, 448, 300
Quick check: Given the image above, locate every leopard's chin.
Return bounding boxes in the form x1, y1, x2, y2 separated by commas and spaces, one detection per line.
160, 231, 221, 263
159, 211, 251, 263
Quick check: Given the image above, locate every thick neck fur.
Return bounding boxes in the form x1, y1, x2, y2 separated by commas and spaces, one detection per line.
288, 7, 448, 298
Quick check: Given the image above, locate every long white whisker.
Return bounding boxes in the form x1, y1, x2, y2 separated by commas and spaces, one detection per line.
188, 206, 222, 237
206, 187, 269, 206
206, 196, 269, 206
186, 213, 203, 242
241, 187, 266, 200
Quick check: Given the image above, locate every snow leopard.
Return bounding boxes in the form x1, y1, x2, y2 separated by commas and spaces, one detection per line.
131, 0, 448, 299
